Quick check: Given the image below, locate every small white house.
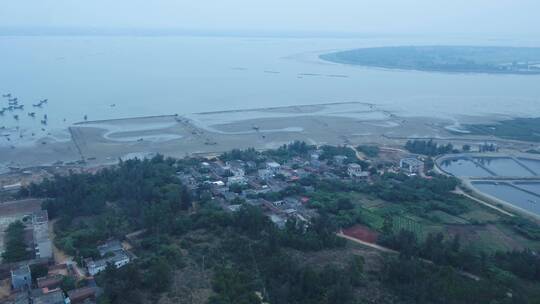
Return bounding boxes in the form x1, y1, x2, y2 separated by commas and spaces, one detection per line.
87, 251, 130, 276
400, 158, 424, 174
266, 162, 281, 173
227, 175, 248, 186
347, 163, 369, 179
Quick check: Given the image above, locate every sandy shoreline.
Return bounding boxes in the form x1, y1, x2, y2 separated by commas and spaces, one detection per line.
0, 102, 537, 172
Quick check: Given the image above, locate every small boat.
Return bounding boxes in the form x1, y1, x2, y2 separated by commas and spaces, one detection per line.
13, 105, 24, 110
84, 115, 88, 121
13, 115, 19, 120
43, 114, 48, 120
33, 99, 48, 107
110, 104, 116, 107
28, 112, 36, 117
2, 93, 11, 98
41, 120, 47, 125
8, 98, 18, 102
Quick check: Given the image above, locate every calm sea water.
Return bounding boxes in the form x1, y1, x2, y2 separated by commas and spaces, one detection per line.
0, 35, 540, 142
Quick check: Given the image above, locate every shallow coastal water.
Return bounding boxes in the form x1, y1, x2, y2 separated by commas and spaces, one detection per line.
0, 35, 540, 147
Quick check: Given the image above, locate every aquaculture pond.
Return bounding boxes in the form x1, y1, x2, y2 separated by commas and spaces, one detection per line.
514, 182, 540, 196
473, 157, 535, 177
473, 182, 540, 217
517, 158, 540, 175
439, 158, 493, 177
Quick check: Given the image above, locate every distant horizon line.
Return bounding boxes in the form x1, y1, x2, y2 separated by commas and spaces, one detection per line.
0, 26, 526, 40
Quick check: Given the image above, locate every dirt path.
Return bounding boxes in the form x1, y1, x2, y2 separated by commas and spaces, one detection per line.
337, 231, 396, 253
48, 219, 88, 279
348, 145, 366, 161
453, 188, 515, 217
337, 231, 481, 281
48, 219, 71, 264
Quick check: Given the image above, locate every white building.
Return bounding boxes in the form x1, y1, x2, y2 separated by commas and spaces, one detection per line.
32, 210, 52, 260
87, 251, 131, 276
227, 175, 248, 186
266, 162, 281, 173
333, 155, 348, 165
87, 240, 131, 276
258, 169, 273, 180
347, 163, 369, 179
400, 158, 424, 174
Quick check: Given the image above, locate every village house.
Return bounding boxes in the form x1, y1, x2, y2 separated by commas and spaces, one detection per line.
227, 175, 248, 186
30, 288, 66, 304
333, 155, 348, 166
37, 274, 64, 290
347, 163, 369, 179
67, 286, 97, 304
258, 169, 273, 181
32, 210, 53, 260
266, 161, 281, 174
10, 265, 31, 290
86, 240, 130, 276
87, 251, 130, 276
400, 158, 424, 174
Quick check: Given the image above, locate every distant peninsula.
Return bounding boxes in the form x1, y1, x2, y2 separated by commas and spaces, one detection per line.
320, 46, 540, 74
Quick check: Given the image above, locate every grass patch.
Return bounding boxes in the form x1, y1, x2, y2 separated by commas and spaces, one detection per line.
427, 210, 470, 225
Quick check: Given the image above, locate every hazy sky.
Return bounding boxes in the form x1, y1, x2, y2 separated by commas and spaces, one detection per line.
1, 0, 539, 36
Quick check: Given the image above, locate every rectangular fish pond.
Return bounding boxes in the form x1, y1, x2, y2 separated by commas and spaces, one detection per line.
472, 181, 540, 217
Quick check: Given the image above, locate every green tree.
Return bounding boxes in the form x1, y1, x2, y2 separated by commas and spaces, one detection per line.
2, 221, 30, 262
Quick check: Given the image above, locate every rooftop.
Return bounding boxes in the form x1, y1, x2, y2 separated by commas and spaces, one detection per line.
401, 158, 424, 165
88, 250, 129, 269
37, 275, 64, 289
267, 162, 280, 168
67, 287, 96, 303
97, 240, 123, 257
32, 210, 49, 224
32, 289, 65, 304
11, 265, 31, 277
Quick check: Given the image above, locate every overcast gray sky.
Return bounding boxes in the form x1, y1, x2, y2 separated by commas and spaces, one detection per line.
1, 0, 539, 36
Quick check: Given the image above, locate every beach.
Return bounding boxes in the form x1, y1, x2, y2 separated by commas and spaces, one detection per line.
1, 102, 536, 171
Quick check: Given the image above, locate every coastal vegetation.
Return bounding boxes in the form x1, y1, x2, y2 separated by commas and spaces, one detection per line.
356, 145, 380, 157
1, 220, 30, 263
405, 139, 455, 156
17, 145, 540, 303
320, 46, 540, 74
462, 117, 540, 142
